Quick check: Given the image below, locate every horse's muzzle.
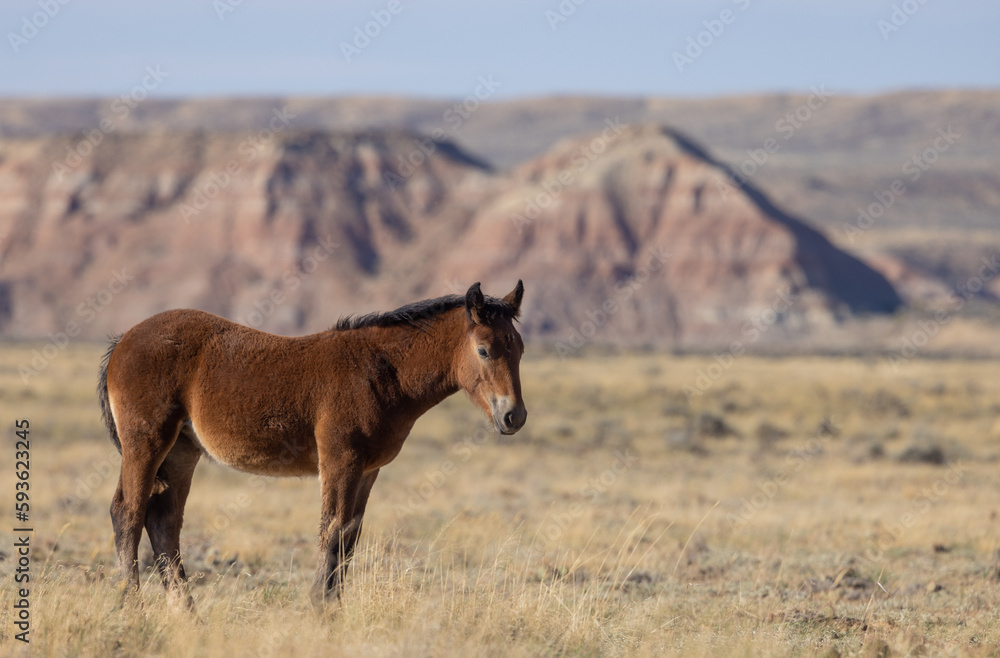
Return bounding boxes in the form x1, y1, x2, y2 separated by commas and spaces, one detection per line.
492, 397, 527, 435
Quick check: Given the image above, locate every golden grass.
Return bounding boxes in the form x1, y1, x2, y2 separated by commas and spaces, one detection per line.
2, 342, 1000, 656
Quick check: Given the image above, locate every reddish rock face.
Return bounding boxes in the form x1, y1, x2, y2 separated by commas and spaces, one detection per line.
437, 125, 901, 346
0, 126, 900, 346
0, 130, 487, 338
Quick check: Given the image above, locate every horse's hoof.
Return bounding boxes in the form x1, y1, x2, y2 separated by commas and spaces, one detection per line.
309, 588, 342, 614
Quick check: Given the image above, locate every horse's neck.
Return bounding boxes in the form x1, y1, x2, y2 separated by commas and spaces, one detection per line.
374, 318, 462, 412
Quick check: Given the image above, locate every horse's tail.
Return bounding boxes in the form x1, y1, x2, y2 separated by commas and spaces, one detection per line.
98, 334, 124, 454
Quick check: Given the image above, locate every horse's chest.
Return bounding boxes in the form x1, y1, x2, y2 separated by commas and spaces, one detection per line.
361, 423, 413, 472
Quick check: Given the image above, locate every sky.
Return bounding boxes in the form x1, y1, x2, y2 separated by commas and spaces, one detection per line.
0, 0, 997, 100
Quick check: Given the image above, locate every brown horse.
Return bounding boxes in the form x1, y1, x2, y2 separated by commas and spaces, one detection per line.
98, 281, 526, 607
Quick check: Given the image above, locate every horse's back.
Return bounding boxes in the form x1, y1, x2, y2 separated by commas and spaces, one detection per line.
112, 308, 315, 408
122, 308, 242, 345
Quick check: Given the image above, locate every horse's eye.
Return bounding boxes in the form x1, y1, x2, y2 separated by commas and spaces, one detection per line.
477, 346, 489, 359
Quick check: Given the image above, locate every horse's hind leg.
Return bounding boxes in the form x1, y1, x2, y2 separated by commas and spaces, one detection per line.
111, 418, 183, 599
144, 427, 201, 608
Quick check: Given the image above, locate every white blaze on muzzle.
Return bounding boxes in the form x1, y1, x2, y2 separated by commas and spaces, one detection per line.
490, 395, 527, 434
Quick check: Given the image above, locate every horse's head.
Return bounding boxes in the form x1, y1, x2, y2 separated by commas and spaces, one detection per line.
456, 280, 527, 435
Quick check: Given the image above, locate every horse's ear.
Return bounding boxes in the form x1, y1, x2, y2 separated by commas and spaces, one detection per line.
502, 279, 524, 318
465, 282, 485, 325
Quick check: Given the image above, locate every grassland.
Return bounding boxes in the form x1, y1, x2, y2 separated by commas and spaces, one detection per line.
1, 342, 1000, 657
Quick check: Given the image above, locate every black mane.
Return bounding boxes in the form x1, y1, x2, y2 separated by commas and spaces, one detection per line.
335, 294, 517, 331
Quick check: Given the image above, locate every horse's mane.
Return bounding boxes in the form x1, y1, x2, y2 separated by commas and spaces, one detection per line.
334, 294, 517, 331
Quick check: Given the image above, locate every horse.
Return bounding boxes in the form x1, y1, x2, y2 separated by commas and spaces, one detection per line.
97, 280, 526, 608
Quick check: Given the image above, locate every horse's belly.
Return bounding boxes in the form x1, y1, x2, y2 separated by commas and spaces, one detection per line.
184, 419, 319, 476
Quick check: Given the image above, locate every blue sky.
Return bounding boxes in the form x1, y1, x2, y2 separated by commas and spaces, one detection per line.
1, 0, 997, 99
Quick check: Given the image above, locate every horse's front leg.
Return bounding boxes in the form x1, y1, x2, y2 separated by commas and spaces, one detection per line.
311, 452, 380, 608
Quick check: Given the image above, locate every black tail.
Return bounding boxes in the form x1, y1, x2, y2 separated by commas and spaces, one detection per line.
98, 334, 123, 454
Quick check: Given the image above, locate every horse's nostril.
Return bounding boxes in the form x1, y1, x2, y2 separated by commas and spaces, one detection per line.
503, 410, 515, 427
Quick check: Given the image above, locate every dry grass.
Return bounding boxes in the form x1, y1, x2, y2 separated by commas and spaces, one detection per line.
2, 341, 1000, 656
